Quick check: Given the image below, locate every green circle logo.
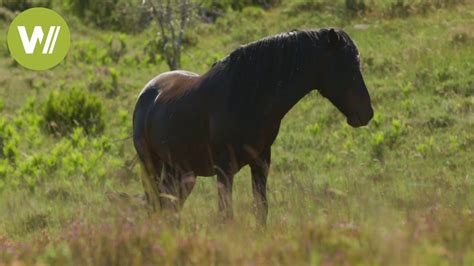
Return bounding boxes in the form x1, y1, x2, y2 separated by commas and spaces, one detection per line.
7, 8, 70, 71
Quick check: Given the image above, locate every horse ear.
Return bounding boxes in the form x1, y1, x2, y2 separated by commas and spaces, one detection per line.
328, 28, 341, 47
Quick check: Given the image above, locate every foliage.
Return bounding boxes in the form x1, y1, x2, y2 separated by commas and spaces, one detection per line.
0, 7, 14, 22
63, 0, 152, 33
0, 118, 19, 162
283, 0, 466, 19
378, 0, 466, 17
43, 88, 105, 136
0, 0, 51, 11
202, 0, 280, 12
345, 0, 366, 15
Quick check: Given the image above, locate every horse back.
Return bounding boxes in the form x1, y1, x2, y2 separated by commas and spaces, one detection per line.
147, 70, 200, 103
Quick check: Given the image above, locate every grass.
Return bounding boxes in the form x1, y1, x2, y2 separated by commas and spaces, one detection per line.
0, 0, 473, 265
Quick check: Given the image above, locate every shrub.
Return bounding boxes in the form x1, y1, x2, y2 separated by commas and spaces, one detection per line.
203, 0, 279, 11
0, 118, 19, 162
1, 0, 51, 11
215, 7, 267, 44
283, 0, 338, 17
87, 67, 119, 96
345, 0, 366, 15
201, 0, 279, 21
0, 6, 14, 22
43, 88, 105, 136
107, 34, 127, 63
378, 0, 466, 18
63, 0, 152, 33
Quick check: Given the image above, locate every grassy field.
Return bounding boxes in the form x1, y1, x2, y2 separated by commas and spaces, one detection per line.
0, 0, 473, 265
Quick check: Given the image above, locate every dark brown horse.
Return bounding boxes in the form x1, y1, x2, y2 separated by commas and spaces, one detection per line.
133, 28, 373, 224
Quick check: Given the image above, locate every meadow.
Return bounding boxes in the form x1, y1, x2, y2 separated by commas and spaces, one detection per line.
0, 0, 473, 265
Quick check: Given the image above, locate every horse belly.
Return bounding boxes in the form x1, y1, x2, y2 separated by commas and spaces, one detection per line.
164, 142, 214, 175
146, 106, 215, 176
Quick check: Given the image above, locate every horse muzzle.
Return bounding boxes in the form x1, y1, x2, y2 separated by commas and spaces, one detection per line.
347, 106, 374, 128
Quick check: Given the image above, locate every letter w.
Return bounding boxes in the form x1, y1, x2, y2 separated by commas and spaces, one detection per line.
17, 26, 61, 54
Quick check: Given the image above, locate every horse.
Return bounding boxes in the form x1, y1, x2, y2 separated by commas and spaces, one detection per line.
132, 28, 373, 225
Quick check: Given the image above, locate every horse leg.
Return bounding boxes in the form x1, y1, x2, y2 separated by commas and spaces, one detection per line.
160, 163, 181, 212
178, 172, 196, 209
215, 164, 235, 221
139, 153, 162, 213
250, 148, 271, 227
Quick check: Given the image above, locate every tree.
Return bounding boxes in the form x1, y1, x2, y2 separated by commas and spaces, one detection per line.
143, 0, 198, 70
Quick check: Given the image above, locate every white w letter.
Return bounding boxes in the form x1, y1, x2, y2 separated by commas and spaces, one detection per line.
17, 26, 44, 54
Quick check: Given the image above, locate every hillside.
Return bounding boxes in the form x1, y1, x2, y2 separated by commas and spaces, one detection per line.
0, 0, 473, 264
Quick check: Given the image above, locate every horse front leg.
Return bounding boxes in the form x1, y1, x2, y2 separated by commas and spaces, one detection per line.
250, 148, 270, 227
216, 165, 235, 221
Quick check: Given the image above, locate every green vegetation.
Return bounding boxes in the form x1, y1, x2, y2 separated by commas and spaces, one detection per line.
43, 88, 105, 135
0, 0, 473, 265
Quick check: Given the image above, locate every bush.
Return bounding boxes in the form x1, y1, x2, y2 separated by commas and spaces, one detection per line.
284, 0, 324, 14
0, 118, 19, 162
1, 0, 51, 11
43, 88, 105, 136
214, 7, 267, 44
107, 35, 127, 63
203, 0, 279, 11
201, 0, 279, 21
345, 0, 366, 15
379, 0, 465, 18
63, 0, 152, 33
0, 7, 14, 22
88, 67, 119, 96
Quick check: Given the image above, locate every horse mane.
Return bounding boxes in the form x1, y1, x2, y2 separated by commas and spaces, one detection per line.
203, 28, 356, 115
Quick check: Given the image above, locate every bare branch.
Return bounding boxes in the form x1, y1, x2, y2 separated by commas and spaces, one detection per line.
143, 0, 197, 70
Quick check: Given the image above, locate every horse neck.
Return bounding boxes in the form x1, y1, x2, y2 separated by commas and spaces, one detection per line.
217, 36, 323, 122
254, 43, 325, 120
262, 58, 320, 122
258, 39, 324, 121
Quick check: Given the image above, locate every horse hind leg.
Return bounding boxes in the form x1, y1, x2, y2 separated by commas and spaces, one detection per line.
159, 164, 180, 211
179, 172, 196, 208
160, 164, 196, 211
138, 149, 163, 213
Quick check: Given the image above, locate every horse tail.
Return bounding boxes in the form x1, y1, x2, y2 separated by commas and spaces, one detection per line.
133, 87, 158, 163
133, 86, 162, 212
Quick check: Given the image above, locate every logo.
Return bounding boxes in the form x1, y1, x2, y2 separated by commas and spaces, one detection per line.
7, 8, 70, 71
